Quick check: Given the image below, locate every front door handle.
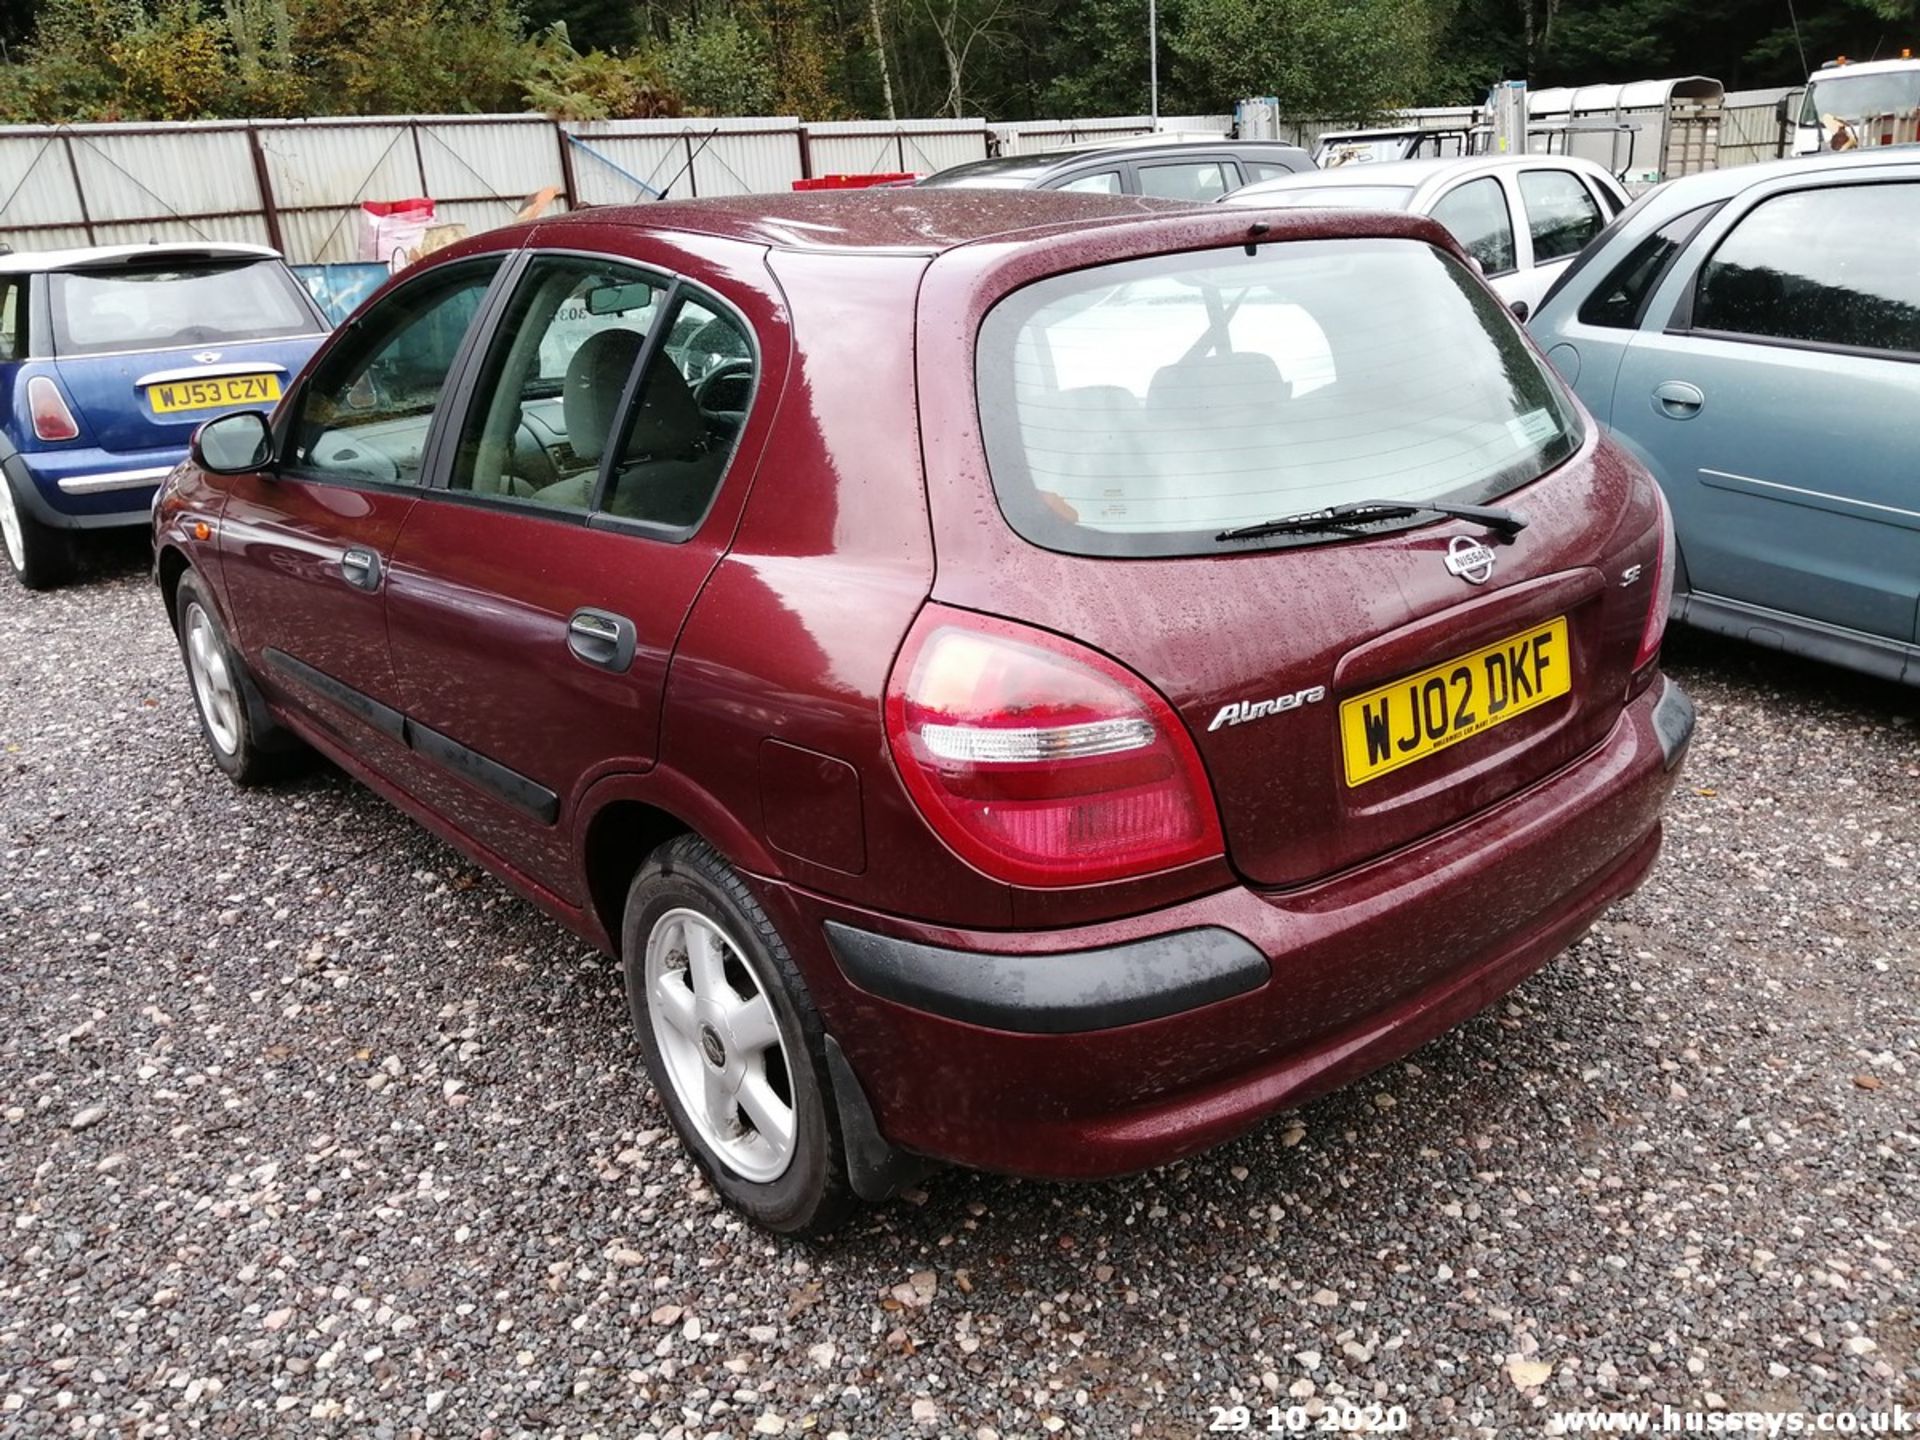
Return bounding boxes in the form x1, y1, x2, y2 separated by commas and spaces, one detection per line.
1652, 380, 1705, 420
340, 547, 383, 591
567, 608, 637, 673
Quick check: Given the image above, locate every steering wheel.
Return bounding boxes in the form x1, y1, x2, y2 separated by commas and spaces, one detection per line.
693, 358, 755, 411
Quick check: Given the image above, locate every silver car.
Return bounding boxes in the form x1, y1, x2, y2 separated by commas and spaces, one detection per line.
1529, 148, 1920, 687
1220, 155, 1630, 318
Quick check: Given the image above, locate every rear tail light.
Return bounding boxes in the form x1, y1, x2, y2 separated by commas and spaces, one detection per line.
1633, 483, 1677, 674
27, 376, 79, 442
885, 605, 1224, 887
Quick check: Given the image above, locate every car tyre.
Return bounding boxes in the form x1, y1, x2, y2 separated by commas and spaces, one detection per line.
623, 835, 856, 1237
172, 570, 302, 785
0, 471, 73, 590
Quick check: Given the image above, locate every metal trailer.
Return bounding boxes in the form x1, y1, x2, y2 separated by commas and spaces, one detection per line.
1526, 76, 1725, 189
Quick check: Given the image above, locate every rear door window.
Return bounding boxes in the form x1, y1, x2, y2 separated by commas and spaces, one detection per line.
976, 237, 1581, 557
1576, 204, 1720, 329
1586, 175, 1626, 217
1247, 160, 1305, 182
1429, 178, 1517, 275
1692, 182, 1920, 355
1137, 161, 1231, 202
49, 258, 318, 356
599, 296, 755, 531
1518, 169, 1604, 263
1056, 171, 1122, 195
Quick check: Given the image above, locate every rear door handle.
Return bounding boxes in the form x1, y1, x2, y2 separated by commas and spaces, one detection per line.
567, 608, 637, 673
1652, 380, 1705, 419
340, 547, 383, 591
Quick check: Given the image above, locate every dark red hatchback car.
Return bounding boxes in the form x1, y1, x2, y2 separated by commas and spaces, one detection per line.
155, 191, 1694, 1234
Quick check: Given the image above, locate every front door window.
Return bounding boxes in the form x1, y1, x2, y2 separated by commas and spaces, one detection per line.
448, 256, 667, 511
286, 259, 502, 487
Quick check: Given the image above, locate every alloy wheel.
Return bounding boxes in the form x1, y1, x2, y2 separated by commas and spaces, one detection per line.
183, 602, 242, 756
0, 478, 24, 573
644, 906, 797, 1183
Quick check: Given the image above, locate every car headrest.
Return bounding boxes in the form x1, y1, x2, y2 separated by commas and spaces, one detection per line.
1147, 350, 1291, 417
563, 328, 646, 465
621, 358, 707, 462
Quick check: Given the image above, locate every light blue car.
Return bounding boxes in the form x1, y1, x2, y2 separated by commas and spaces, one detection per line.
1529, 148, 1920, 686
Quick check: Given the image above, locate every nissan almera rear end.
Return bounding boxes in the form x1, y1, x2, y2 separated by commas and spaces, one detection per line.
153, 194, 1692, 1235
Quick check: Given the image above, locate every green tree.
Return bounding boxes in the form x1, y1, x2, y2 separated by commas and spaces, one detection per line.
1169, 0, 1434, 118
653, 13, 780, 114
523, 21, 680, 118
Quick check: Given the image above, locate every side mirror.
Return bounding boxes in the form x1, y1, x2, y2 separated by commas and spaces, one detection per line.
1509, 299, 1531, 322
1467, 254, 1486, 276
191, 411, 274, 475
1775, 94, 1793, 125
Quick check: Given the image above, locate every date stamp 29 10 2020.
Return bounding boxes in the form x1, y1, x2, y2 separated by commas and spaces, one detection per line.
1206, 1403, 1413, 1434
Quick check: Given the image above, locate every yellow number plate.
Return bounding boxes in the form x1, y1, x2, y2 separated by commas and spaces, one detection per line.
147, 374, 282, 414
1340, 617, 1571, 787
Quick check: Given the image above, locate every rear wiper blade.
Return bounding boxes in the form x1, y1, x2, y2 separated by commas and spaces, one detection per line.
1216, 498, 1529, 544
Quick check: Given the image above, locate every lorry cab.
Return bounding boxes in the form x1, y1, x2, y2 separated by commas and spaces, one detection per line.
1789, 54, 1920, 155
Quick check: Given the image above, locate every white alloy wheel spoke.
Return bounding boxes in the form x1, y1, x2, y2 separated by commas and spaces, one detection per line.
736, 1070, 794, 1155
726, 993, 779, 1057
683, 919, 730, 1003
702, 1068, 739, 1137
652, 970, 699, 1038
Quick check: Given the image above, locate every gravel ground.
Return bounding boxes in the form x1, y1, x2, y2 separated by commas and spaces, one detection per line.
2, 536, 1916, 1439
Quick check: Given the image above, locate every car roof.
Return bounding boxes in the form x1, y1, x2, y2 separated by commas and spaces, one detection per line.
1225, 153, 1621, 207
1624, 143, 1920, 214
529, 189, 1195, 254
0, 241, 283, 274
1278, 154, 1610, 186
918, 138, 1309, 188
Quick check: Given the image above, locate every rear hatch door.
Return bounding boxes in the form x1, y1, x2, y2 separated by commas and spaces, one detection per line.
47, 254, 326, 454
922, 221, 1663, 888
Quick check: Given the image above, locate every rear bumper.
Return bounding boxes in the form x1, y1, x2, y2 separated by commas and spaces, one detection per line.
771, 675, 1693, 1180
5, 446, 182, 526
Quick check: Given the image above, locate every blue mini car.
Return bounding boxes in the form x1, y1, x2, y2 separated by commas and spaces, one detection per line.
0, 243, 329, 588
1529, 149, 1920, 687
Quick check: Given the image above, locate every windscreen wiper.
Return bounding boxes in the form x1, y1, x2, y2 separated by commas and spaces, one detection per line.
1216, 498, 1529, 544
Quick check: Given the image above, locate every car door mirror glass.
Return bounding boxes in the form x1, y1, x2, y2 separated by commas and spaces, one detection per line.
193, 411, 274, 474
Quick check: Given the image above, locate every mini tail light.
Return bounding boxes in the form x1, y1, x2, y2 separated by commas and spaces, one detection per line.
27, 376, 79, 442
884, 605, 1224, 887
1633, 484, 1677, 673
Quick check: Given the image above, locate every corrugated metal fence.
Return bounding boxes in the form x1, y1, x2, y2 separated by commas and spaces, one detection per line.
0, 98, 1801, 263
0, 113, 1020, 262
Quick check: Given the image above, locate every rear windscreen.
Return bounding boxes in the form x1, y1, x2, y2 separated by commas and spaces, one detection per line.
976, 237, 1582, 557
51, 260, 318, 356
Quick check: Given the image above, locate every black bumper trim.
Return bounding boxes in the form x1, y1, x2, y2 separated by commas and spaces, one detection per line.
824, 921, 1270, 1035
1651, 677, 1695, 770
